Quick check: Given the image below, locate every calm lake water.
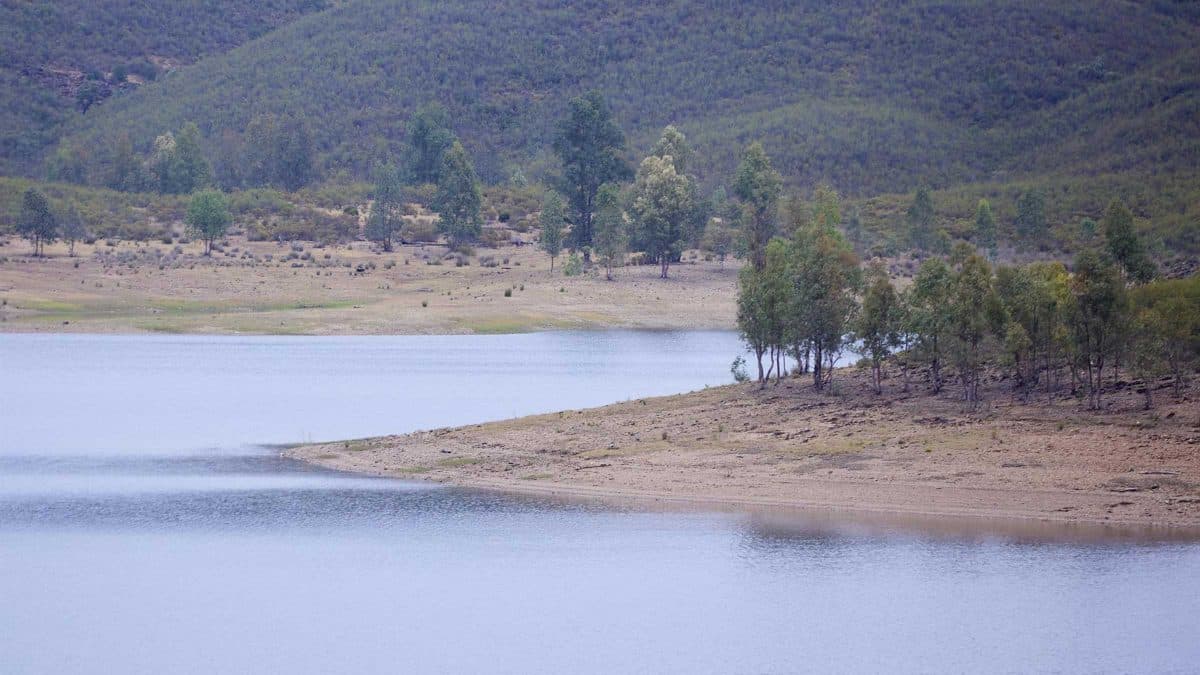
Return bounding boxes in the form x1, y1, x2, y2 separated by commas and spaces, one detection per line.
2, 332, 1198, 674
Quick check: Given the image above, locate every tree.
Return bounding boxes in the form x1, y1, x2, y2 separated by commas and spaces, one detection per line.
1102, 199, 1155, 283
59, 204, 88, 256
907, 187, 935, 252
856, 263, 902, 394
408, 103, 456, 184
18, 189, 56, 256
165, 121, 211, 194
948, 250, 1003, 404
650, 124, 692, 174
1069, 250, 1127, 409
243, 113, 279, 187
703, 219, 734, 267
1015, 188, 1046, 241
974, 198, 997, 258
843, 205, 864, 252
732, 142, 782, 269
432, 141, 482, 246
737, 264, 771, 384
539, 190, 565, 272
737, 244, 788, 385
186, 190, 231, 255
47, 141, 87, 184
790, 223, 861, 390
592, 183, 626, 280
553, 91, 632, 251
106, 132, 148, 192
630, 154, 692, 279
908, 257, 954, 393
274, 115, 316, 191
365, 162, 404, 251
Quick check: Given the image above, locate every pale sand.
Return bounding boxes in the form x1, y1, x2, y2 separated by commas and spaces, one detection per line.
286, 372, 1200, 535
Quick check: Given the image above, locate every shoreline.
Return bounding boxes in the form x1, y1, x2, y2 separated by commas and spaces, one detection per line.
286, 375, 1200, 537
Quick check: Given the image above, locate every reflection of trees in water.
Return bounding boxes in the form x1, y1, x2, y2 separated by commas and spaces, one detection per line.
733, 509, 1178, 575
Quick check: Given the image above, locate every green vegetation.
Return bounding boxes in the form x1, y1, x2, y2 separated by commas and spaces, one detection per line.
538, 190, 565, 272
0, 0, 326, 174
737, 185, 1200, 410
185, 190, 231, 255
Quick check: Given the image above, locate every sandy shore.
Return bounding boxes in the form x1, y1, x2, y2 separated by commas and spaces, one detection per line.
286, 371, 1200, 534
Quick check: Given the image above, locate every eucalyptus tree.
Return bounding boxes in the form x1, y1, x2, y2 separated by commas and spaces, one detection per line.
185, 190, 231, 256
592, 183, 626, 280
552, 91, 631, 251
432, 141, 482, 246
18, 188, 56, 256
538, 190, 565, 273
630, 154, 693, 279
732, 142, 782, 270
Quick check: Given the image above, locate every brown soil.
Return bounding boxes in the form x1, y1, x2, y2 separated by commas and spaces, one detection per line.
287, 370, 1200, 533
0, 236, 736, 334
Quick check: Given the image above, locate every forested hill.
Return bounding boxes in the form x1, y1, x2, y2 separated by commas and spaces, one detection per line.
21, 1, 1200, 198
0, 0, 328, 173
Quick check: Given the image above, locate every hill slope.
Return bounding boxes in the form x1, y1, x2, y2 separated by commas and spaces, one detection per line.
53, 0, 1200, 197
0, 0, 327, 173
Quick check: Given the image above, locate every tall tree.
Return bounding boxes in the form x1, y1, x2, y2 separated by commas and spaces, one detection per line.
1015, 188, 1046, 240
186, 190, 231, 256
365, 163, 405, 251
539, 190, 566, 272
552, 91, 632, 251
790, 223, 861, 390
106, 132, 147, 192
732, 142, 782, 269
432, 141, 482, 246
974, 198, 997, 258
1102, 199, 1155, 283
650, 124, 692, 174
408, 103, 455, 184
165, 122, 211, 194
243, 113, 279, 187
46, 141, 87, 184
18, 189, 56, 256
856, 263, 902, 394
274, 115, 316, 191
592, 183, 626, 281
630, 154, 692, 279
1069, 250, 1127, 409
59, 204, 88, 256
948, 250, 1002, 404
906, 187, 935, 252
908, 257, 954, 393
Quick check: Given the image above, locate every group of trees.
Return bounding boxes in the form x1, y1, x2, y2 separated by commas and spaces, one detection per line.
15, 186, 229, 256
534, 92, 778, 280
737, 187, 1198, 410
364, 105, 484, 250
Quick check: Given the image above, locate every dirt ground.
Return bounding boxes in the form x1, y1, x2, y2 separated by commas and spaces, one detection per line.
288, 370, 1200, 534
0, 236, 737, 334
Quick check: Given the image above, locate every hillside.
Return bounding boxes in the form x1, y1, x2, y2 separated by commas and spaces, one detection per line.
0, 0, 327, 174
47, 0, 1200, 197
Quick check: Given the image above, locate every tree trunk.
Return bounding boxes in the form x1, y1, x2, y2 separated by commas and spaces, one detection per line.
812, 345, 824, 390
755, 347, 765, 384
550, 256, 554, 273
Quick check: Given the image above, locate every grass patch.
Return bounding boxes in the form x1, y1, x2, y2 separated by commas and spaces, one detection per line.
394, 465, 432, 474
437, 456, 482, 468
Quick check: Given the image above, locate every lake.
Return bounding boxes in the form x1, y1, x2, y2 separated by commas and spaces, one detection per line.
2, 332, 1198, 673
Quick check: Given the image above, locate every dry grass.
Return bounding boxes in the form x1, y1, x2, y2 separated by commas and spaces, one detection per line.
0, 235, 737, 334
